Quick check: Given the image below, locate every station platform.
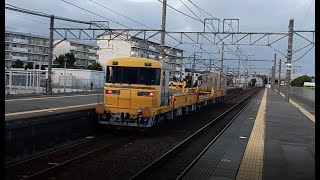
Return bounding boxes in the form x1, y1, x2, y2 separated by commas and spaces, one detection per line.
182, 88, 315, 180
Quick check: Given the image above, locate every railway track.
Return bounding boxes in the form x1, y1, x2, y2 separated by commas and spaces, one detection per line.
130, 88, 260, 180
5, 133, 136, 180
5, 88, 253, 180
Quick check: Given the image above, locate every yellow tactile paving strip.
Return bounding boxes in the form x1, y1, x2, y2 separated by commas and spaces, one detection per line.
236, 88, 267, 180
275, 89, 315, 123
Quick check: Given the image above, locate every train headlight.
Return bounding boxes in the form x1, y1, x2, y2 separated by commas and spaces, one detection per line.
106, 90, 120, 95
137, 92, 155, 97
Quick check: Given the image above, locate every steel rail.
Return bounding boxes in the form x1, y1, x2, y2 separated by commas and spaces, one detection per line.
130, 88, 260, 179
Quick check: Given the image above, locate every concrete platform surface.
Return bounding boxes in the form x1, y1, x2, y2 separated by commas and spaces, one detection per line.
182, 88, 315, 180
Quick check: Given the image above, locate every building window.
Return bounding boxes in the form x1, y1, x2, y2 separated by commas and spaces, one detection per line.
13, 44, 17, 47
5, 43, 9, 47
21, 36, 25, 39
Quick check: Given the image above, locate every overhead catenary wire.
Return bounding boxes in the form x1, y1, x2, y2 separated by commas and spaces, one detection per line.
62, 0, 200, 56
292, 45, 314, 63
299, 0, 314, 30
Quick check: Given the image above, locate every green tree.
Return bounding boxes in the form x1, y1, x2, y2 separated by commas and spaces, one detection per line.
172, 76, 177, 81
88, 61, 103, 71
24, 62, 34, 70
11, 60, 24, 68
250, 78, 257, 87
54, 53, 76, 68
186, 75, 192, 87
290, 75, 311, 87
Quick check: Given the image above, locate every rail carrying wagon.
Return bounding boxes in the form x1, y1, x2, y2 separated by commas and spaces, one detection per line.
95, 57, 227, 129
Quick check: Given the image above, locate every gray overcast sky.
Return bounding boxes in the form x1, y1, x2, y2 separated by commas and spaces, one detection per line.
5, 0, 315, 77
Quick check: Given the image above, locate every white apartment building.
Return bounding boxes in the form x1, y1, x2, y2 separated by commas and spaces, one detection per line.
5, 31, 50, 68
53, 40, 99, 68
97, 33, 184, 80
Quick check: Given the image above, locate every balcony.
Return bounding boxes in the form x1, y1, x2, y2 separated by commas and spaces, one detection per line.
27, 56, 49, 62
71, 46, 89, 52
5, 55, 12, 59
5, 46, 12, 50
5, 37, 13, 42
12, 56, 28, 61
12, 47, 28, 52
75, 54, 88, 60
13, 38, 29, 44
88, 48, 97, 54
29, 40, 49, 46
88, 55, 97, 60
30, 49, 49, 54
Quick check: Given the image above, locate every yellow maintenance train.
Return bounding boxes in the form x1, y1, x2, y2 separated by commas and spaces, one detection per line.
95, 57, 226, 129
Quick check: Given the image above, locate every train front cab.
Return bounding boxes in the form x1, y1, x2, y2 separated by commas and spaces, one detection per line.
96, 57, 170, 129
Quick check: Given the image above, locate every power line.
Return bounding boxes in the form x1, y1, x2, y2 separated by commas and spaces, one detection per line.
88, 0, 154, 29
6, 12, 49, 25
157, 0, 201, 22
5, 11, 74, 27
87, 0, 194, 54
299, 0, 314, 30
5, 26, 49, 36
179, 0, 201, 21
61, 0, 198, 55
292, 45, 314, 63
60, 0, 131, 28
185, 0, 248, 62
6, 3, 93, 25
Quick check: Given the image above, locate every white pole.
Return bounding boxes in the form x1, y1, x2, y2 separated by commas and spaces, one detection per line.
9, 70, 12, 91
33, 62, 36, 92
25, 70, 28, 92
64, 59, 66, 92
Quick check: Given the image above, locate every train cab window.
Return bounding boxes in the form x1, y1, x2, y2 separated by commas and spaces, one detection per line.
106, 66, 161, 85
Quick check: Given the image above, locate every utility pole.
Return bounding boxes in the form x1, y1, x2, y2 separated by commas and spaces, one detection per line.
192, 52, 196, 87
278, 59, 281, 94
226, 65, 229, 87
232, 67, 235, 87
193, 52, 196, 70
64, 58, 66, 93
245, 58, 248, 89
47, 15, 54, 95
285, 19, 294, 102
237, 59, 240, 87
218, 42, 224, 90
159, 0, 167, 65
271, 53, 276, 90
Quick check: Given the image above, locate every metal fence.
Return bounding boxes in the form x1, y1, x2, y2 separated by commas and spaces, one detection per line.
5, 69, 105, 96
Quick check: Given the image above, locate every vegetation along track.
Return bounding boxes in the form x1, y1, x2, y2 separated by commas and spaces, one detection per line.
5, 88, 255, 180
130, 88, 261, 180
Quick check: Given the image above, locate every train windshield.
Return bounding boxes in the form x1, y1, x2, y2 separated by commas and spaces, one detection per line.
106, 66, 161, 85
